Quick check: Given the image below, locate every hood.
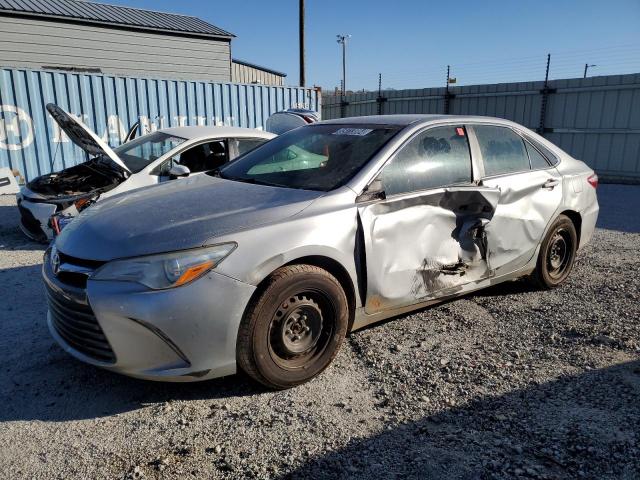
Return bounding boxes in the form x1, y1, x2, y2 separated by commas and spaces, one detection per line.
55, 174, 324, 261
46, 104, 131, 174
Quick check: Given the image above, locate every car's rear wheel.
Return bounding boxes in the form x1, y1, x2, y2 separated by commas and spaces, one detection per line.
237, 264, 348, 389
530, 214, 577, 289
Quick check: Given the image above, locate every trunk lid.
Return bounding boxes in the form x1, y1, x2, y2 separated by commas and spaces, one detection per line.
46, 103, 131, 174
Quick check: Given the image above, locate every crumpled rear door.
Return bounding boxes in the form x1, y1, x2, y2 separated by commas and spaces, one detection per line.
481, 168, 563, 276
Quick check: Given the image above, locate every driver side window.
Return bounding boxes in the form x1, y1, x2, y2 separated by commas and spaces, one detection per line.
176, 141, 228, 173
153, 141, 229, 177
379, 126, 473, 196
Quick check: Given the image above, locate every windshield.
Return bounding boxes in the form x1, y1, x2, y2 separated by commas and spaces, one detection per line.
217, 124, 400, 191
113, 132, 187, 172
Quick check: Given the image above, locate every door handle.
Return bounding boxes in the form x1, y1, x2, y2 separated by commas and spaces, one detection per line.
542, 178, 560, 189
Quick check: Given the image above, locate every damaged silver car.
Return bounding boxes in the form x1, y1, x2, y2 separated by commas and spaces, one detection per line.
18, 104, 274, 241
43, 115, 599, 389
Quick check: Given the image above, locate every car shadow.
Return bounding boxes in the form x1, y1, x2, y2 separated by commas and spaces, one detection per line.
353, 279, 542, 336
471, 278, 540, 297
0, 260, 266, 424
282, 360, 640, 479
0, 312, 266, 424
0, 204, 48, 252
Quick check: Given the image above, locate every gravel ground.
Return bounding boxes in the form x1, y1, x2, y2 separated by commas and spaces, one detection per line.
0, 186, 639, 479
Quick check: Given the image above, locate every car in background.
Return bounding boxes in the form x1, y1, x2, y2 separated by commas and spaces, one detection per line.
17, 104, 275, 241
265, 108, 320, 134
44, 114, 598, 389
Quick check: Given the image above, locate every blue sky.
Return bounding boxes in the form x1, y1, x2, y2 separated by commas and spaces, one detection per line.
106, 0, 640, 90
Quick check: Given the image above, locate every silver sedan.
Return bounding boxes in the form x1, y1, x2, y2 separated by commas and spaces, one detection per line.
43, 115, 599, 389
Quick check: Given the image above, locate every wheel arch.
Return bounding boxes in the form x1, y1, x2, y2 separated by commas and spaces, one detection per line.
244, 254, 357, 334
559, 209, 582, 246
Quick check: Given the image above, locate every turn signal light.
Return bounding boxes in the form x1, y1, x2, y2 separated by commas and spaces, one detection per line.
587, 173, 598, 189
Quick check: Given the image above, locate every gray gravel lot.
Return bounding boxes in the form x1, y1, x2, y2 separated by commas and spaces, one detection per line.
0, 185, 639, 479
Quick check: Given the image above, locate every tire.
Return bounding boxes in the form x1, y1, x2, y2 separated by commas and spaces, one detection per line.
237, 264, 349, 389
530, 214, 578, 289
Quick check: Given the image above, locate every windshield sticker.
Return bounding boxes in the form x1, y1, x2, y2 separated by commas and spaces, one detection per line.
332, 128, 373, 136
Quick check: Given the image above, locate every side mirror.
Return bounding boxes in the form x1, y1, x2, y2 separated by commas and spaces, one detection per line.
169, 164, 191, 178
356, 178, 386, 203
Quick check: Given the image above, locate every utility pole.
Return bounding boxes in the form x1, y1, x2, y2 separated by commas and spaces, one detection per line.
444, 65, 453, 114
299, 0, 305, 87
538, 53, 552, 134
336, 34, 351, 96
583, 63, 596, 78
376, 73, 387, 115
446, 65, 450, 93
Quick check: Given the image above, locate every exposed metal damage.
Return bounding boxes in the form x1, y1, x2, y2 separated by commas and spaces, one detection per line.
359, 187, 500, 313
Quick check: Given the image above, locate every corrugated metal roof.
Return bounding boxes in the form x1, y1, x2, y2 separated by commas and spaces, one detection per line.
0, 0, 234, 38
232, 58, 287, 77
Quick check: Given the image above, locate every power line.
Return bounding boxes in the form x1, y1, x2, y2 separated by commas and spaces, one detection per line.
343, 43, 640, 90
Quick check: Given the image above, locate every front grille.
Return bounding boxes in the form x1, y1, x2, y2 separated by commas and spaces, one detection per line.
55, 271, 89, 289
56, 253, 105, 289
46, 285, 116, 363
59, 252, 106, 269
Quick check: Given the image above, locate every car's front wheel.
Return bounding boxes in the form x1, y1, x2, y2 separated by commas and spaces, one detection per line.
530, 214, 578, 288
237, 264, 349, 389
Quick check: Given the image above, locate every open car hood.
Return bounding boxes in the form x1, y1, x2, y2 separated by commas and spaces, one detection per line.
46, 103, 131, 174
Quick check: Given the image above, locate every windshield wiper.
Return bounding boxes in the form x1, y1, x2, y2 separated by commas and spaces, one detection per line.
208, 169, 290, 188
224, 175, 288, 188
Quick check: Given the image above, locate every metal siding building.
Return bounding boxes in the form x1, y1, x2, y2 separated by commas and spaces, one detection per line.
0, 0, 234, 82
232, 59, 286, 86
323, 73, 640, 182
0, 67, 320, 182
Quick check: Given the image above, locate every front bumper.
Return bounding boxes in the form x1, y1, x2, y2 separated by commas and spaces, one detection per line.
17, 196, 56, 241
43, 250, 257, 382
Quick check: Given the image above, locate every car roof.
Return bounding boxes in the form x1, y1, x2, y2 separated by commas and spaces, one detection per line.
158, 126, 275, 140
318, 114, 519, 128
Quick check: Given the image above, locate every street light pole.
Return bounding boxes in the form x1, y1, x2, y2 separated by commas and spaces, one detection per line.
336, 34, 351, 96
583, 63, 597, 78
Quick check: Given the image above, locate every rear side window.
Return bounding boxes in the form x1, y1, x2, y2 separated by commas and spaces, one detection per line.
524, 141, 551, 169
380, 126, 472, 195
474, 125, 530, 176
524, 135, 559, 165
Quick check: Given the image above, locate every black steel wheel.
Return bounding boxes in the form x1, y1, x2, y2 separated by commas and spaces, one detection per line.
530, 214, 578, 289
237, 264, 349, 389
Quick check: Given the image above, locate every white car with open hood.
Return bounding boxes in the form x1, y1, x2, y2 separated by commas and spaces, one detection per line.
17, 104, 275, 241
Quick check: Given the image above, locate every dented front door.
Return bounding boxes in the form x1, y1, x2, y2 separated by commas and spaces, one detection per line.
358, 186, 500, 314
357, 124, 502, 314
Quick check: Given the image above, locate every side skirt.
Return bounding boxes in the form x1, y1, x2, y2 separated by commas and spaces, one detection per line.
350, 256, 538, 332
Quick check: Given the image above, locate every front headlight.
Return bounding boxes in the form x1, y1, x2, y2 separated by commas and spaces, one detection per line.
91, 243, 236, 289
